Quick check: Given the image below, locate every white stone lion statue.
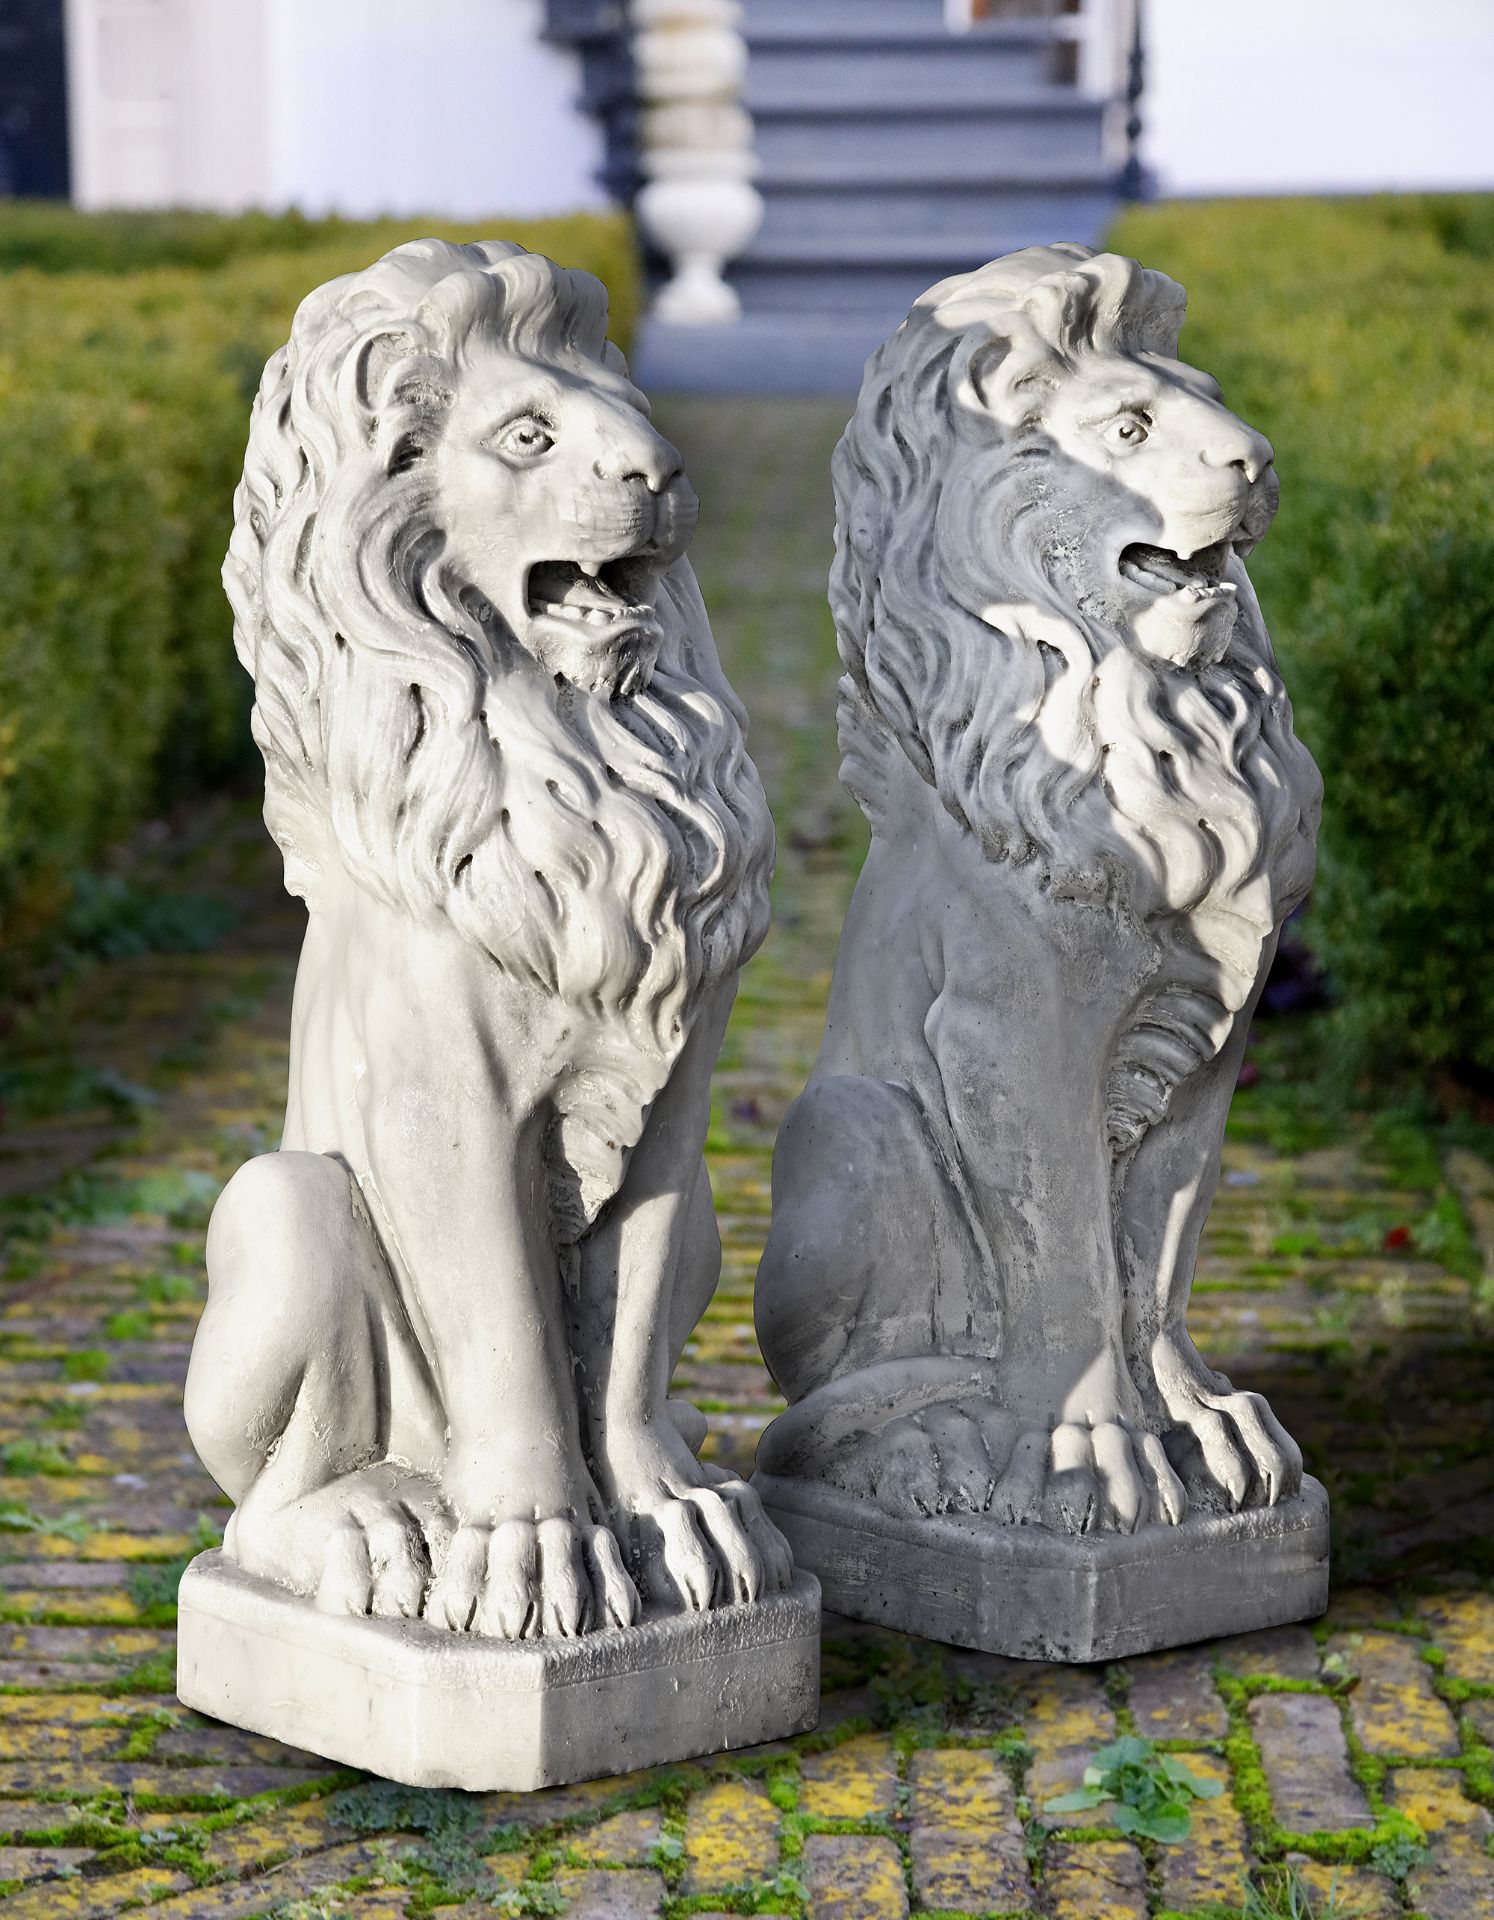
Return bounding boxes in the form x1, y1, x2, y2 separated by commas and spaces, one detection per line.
185, 239, 792, 1636
755, 244, 1323, 1538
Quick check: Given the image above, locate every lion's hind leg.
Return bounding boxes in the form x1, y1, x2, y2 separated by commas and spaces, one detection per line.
185, 1150, 448, 1618
755, 1075, 1023, 1514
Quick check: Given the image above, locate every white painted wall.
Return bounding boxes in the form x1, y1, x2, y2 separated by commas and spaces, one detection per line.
65, 0, 608, 217
261, 0, 606, 218
1142, 0, 1494, 196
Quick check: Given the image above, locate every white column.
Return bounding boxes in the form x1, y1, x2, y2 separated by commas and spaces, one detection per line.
631, 0, 762, 327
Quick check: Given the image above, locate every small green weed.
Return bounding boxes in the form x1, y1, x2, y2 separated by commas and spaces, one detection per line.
1043, 1734, 1222, 1842
0, 1503, 94, 1543
61, 1350, 110, 1383
0, 1438, 72, 1475
1208, 1865, 1358, 1919
103, 1310, 153, 1342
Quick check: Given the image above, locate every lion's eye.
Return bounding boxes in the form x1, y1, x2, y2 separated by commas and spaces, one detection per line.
495, 416, 555, 459
1106, 414, 1151, 449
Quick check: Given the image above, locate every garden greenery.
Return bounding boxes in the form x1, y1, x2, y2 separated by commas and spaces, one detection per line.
0, 207, 639, 945
3, 196, 1489, 1095
1113, 195, 1494, 1089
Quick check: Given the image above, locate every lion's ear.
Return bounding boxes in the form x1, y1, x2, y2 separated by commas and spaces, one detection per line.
953, 317, 1062, 431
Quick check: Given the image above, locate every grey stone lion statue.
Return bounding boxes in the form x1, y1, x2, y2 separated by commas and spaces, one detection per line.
752, 245, 1327, 1659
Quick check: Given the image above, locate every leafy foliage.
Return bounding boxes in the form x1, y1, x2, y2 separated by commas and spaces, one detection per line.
0, 207, 639, 948
1042, 1733, 1223, 1841
1113, 194, 1494, 1091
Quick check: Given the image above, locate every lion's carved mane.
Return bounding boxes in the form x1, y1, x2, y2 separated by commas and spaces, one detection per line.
830, 245, 1322, 1155
225, 240, 773, 1227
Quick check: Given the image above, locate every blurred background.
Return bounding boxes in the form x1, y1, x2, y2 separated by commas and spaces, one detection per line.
0, 7, 1493, 1915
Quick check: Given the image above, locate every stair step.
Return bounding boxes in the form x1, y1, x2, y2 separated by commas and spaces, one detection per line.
756, 182, 1115, 247
634, 312, 906, 396
746, 37, 1057, 100
759, 154, 1115, 190
747, 58, 1099, 111
745, 194, 1116, 263
755, 100, 1108, 174
745, 16, 1056, 47
729, 223, 1118, 318
743, 0, 951, 29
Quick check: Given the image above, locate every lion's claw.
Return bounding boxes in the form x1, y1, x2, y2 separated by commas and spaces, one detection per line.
427, 1517, 640, 1639
862, 1399, 1189, 1533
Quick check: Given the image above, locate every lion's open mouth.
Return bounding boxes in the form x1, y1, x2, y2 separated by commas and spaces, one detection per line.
1118, 539, 1237, 601
527, 558, 659, 628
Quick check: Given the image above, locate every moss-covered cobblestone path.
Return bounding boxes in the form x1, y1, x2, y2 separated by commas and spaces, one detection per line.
1, 400, 1491, 1918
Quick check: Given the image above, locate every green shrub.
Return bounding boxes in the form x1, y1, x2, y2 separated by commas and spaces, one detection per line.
0, 209, 640, 945
1111, 194, 1494, 1087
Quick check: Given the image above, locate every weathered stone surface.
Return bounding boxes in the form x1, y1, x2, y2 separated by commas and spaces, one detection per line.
1333, 1630, 1460, 1756
799, 1732, 898, 1818
909, 1748, 1032, 1912
1155, 1752, 1251, 1915
803, 1833, 909, 1919
1216, 1623, 1322, 1680
179, 1552, 820, 1792
552, 1868, 668, 1918
682, 1776, 780, 1895
567, 1808, 663, 1865
760, 1471, 1329, 1662
1248, 1691, 1372, 1832
1285, 1859, 1400, 1920
1391, 1768, 1494, 1920
1419, 1589, 1494, 1681
1028, 1668, 1118, 1830
1125, 1644, 1229, 1741
753, 243, 1325, 1661
1043, 1840, 1149, 1920
178, 238, 810, 1786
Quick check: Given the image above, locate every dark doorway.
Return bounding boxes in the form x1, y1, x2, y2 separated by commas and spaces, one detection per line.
0, 0, 70, 197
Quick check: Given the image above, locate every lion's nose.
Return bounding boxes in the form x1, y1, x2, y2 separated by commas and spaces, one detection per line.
594, 422, 684, 495
1201, 421, 1274, 487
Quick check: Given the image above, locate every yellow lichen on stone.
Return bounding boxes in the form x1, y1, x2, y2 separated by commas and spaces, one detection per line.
1337, 1632, 1460, 1756
683, 1775, 781, 1894
800, 1733, 898, 1819
1288, 1859, 1400, 1919
803, 1831, 909, 1918
566, 1806, 662, 1864
1044, 1838, 1148, 1920
1156, 1754, 1250, 1915
1419, 1591, 1494, 1683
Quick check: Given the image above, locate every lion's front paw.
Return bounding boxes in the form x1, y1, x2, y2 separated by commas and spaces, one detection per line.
231, 1464, 453, 1619
424, 1517, 640, 1638
1148, 1333, 1303, 1513
859, 1400, 1188, 1535
604, 1429, 795, 1611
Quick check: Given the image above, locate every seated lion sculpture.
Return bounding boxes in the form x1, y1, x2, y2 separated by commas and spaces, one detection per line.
184, 240, 792, 1637
755, 244, 1322, 1540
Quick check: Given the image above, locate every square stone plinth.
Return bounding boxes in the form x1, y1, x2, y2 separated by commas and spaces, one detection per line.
753, 1473, 1328, 1662
177, 1551, 821, 1789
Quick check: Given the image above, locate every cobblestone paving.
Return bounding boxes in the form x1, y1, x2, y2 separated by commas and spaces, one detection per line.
2, 400, 1492, 1917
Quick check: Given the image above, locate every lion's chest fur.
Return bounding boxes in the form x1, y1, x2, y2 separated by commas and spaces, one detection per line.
824, 767, 1266, 1180
283, 883, 691, 1245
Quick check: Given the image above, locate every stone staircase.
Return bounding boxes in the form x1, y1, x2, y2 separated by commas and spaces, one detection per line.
641, 0, 1124, 392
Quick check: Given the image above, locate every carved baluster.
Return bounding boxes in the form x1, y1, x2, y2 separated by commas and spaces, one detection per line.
632, 0, 763, 326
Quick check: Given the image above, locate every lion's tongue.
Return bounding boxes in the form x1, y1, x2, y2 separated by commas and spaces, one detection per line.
529, 560, 627, 615
1122, 540, 1231, 593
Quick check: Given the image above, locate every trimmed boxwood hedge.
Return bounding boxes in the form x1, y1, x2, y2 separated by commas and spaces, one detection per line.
0, 209, 640, 945
1111, 194, 1494, 1089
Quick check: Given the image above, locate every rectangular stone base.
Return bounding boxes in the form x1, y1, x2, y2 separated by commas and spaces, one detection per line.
177, 1551, 821, 1790
753, 1472, 1328, 1662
